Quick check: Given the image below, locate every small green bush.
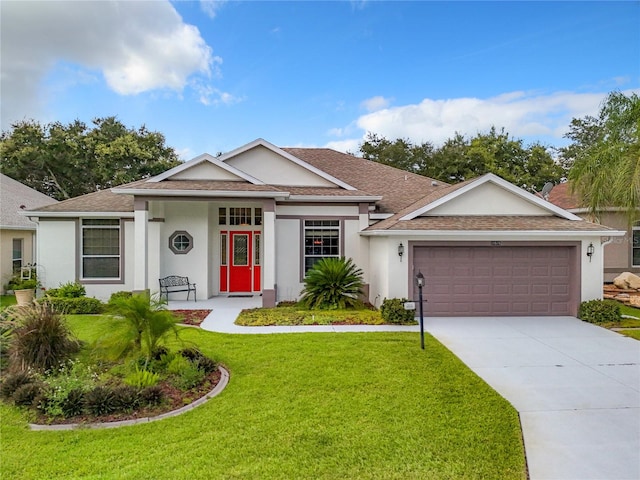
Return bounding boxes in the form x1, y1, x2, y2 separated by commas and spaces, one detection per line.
41, 297, 104, 314
578, 299, 622, 324
44, 288, 60, 298
112, 385, 140, 412
13, 382, 42, 406
84, 386, 118, 416
56, 282, 86, 298
0, 371, 35, 399
380, 298, 417, 325
300, 257, 365, 310
173, 363, 205, 391
167, 355, 190, 375
124, 367, 160, 388
108, 291, 133, 305
60, 388, 85, 418
139, 385, 164, 406
178, 347, 203, 362
195, 356, 217, 374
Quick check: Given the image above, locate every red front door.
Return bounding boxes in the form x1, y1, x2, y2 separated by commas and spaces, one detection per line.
229, 232, 253, 292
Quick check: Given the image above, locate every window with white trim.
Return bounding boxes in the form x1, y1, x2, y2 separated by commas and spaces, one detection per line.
81, 219, 120, 279
633, 221, 640, 267
218, 207, 262, 226
304, 220, 340, 273
12, 238, 23, 273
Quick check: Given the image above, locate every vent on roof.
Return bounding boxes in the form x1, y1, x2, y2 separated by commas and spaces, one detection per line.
19, 204, 26, 209
431, 181, 438, 186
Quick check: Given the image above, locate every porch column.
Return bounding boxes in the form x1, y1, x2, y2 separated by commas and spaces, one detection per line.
262, 199, 276, 307
133, 199, 149, 294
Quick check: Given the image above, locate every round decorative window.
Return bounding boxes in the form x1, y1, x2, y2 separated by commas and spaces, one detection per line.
169, 231, 193, 254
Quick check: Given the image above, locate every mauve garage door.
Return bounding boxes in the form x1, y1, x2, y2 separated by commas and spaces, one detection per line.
413, 246, 576, 316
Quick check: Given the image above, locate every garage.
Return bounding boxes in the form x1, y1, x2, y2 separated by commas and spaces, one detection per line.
412, 244, 579, 316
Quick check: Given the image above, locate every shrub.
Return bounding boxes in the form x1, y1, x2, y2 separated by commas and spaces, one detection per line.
6, 302, 80, 371
0, 370, 35, 399
139, 385, 164, 406
178, 347, 203, 362
13, 382, 42, 406
381, 298, 417, 325
124, 367, 160, 388
300, 257, 364, 310
41, 297, 104, 314
195, 356, 217, 374
60, 388, 85, 418
578, 299, 622, 324
44, 288, 60, 298
84, 386, 118, 416
56, 281, 86, 298
108, 291, 133, 306
173, 363, 205, 391
167, 355, 191, 374
113, 385, 140, 412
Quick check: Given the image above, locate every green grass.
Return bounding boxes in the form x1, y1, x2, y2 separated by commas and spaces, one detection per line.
0, 294, 17, 309
620, 304, 640, 319
0, 315, 526, 479
617, 329, 640, 340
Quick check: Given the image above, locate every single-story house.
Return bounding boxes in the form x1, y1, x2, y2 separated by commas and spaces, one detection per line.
1, 174, 58, 291
26, 138, 625, 316
545, 182, 639, 283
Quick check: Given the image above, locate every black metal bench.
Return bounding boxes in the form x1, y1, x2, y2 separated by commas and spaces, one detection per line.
159, 276, 197, 302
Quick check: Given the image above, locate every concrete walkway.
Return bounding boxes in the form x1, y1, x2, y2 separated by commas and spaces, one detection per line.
168, 297, 640, 479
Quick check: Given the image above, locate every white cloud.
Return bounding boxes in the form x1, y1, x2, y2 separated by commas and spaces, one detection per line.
326, 89, 640, 153
200, 0, 228, 19
0, 1, 218, 128
361, 95, 392, 112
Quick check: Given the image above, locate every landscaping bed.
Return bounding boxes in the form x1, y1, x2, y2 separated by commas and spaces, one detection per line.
173, 309, 212, 326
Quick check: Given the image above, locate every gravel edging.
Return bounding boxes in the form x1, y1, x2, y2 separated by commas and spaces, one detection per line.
29, 366, 229, 431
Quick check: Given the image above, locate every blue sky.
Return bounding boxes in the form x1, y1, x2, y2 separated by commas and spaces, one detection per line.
1, 1, 638, 159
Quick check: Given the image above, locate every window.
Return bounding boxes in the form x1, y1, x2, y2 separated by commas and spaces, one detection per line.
304, 220, 340, 273
220, 233, 227, 266
218, 207, 262, 226
254, 233, 261, 265
12, 238, 23, 273
633, 222, 640, 267
169, 231, 193, 254
82, 219, 120, 279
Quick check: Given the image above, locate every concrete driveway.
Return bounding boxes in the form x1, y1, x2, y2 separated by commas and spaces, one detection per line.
425, 316, 640, 480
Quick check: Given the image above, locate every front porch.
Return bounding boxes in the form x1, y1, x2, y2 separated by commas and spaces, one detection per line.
166, 294, 262, 331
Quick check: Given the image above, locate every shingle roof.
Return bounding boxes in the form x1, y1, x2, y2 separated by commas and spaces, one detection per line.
282, 148, 447, 212
546, 182, 582, 210
368, 215, 616, 232
33, 186, 135, 213
0, 174, 58, 228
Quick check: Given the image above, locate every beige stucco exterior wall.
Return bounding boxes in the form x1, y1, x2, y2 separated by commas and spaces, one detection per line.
1, 229, 35, 292
596, 212, 640, 282
226, 146, 335, 187
429, 183, 549, 216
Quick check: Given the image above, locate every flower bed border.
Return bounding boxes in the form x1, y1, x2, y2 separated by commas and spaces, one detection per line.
29, 366, 229, 431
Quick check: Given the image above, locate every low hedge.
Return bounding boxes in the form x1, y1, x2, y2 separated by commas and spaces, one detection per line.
40, 297, 105, 315
236, 306, 384, 326
380, 298, 418, 325
578, 299, 621, 324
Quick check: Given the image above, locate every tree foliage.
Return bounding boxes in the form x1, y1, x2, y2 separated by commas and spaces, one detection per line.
359, 128, 565, 192
562, 91, 640, 223
0, 117, 181, 200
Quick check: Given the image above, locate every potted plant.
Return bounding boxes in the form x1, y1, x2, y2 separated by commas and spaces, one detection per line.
6, 265, 39, 306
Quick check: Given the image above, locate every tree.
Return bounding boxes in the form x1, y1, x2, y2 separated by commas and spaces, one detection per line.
562, 91, 640, 223
0, 117, 181, 200
359, 128, 565, 192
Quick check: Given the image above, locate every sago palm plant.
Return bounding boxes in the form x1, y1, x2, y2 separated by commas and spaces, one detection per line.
300, 257, 364, 310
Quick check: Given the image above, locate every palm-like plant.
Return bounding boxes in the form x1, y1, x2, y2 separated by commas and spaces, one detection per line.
104, 294, 179, 367
300, 257, 364, 310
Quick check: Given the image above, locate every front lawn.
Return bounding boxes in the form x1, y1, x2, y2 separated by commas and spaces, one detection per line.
0, 294, 17, 309
1, 315, 526, 479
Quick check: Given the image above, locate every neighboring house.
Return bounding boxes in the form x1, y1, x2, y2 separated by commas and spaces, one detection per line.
546, 182, 640, 283
26, 139, 624, 316
1, 174, 58, 291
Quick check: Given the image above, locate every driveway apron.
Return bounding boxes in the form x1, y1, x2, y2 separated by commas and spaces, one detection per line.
425, 316, 640, 480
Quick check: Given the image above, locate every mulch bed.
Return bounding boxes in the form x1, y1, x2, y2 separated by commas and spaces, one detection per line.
172, 309, 212, 326
32, 369, 222, 426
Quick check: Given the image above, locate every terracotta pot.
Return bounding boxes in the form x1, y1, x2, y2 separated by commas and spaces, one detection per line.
14, 288, 35, 306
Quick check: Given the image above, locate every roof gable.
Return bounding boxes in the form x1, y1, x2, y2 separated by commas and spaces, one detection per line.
149, 153, 262, 184
400, 173, 581, 221
0, 174, 58, 228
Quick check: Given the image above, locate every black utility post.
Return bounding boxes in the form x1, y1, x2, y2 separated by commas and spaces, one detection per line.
416, 271, 425, 350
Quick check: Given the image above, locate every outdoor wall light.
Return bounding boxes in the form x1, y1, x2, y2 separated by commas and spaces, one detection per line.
586, 243, 595, 262
398, 242, 405, 261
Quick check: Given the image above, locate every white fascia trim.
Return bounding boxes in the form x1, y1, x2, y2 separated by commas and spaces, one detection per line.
219, 138, 358, 191
0, 224, 37, 230
24, 212, 135, 218
400, 173, 582, 221
369, 213, 394, 219
148, 153, 264, 184
285, 195, 382, 202
110, 188, 290, 199
360, 229, 627, 237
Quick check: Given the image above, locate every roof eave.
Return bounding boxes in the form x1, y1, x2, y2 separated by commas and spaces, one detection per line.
360, 229, 627, 237
285, 195, 382, 203
24, 211, 135, 218
111, 188, 291, 199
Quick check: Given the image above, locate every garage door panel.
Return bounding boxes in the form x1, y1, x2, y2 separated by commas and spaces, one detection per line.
414, 245, 576, 316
